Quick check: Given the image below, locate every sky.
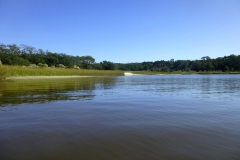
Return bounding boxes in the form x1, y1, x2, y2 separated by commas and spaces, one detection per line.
0, 0, 240, 63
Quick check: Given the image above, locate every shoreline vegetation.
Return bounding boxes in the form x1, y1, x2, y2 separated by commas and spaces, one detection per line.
128, 71, 240, 75
0, 65, 124, 80
124, 71, 240, 76
1, 43, 240, 80
1, 65, 240, 81
1, 44, 240, 74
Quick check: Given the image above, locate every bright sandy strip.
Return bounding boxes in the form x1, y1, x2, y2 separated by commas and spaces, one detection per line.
124, 72, 172, 76
6, 76, 94, 80
124, 72, 142, 76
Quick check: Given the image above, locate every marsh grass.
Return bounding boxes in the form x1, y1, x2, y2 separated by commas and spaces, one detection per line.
0, 66, 8, 80
1, 65, 124, 77
194, 70, 240, 74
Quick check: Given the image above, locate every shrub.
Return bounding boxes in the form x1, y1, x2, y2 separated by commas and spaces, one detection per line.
56, 64, 66, 68
38, 63, 48, 67
161, 66, 169, 72
29, 64, 39, 68
186, 68, 191, 72
73, 65, 80, 69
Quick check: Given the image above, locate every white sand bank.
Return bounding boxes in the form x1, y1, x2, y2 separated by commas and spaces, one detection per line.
124, 72, 142, 76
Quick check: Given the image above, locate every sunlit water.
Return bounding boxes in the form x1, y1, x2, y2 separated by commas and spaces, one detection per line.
0, 75, 240, 160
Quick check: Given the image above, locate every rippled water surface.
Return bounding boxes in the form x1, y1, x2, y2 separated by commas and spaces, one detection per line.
1, 75, 240, 159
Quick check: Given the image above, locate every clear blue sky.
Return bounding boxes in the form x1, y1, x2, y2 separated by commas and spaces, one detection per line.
1, 0, 240, 63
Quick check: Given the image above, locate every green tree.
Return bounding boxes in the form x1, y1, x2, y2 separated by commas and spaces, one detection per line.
79, 56, 95, 69
101, 61, 116, 70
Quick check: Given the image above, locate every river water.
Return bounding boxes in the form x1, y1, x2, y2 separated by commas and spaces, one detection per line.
0, 74, 240, 159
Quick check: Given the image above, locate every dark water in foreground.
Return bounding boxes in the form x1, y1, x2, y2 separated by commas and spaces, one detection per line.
0, 75, 240, 160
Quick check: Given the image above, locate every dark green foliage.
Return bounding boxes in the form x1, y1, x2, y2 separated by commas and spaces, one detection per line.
0, 52, 31, 66
0, 43, 95, 69
78, 56, 95, 69
161, 66, 170, 72
100, 61, 116, 70
117, 56, 240, 72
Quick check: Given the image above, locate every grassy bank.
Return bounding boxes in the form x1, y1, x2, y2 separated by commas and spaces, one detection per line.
0, 66, 7, 80
0, 65, 124, 78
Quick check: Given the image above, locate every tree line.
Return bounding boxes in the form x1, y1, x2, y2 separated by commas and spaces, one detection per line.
1, 43, 240, 72
117, 55, 240, 72
0, 44, 97, 69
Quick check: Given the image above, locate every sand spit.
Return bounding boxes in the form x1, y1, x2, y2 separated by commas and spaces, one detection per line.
124, 72, 142, 76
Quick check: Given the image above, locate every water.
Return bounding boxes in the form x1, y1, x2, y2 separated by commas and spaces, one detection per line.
0, 75, 240, 159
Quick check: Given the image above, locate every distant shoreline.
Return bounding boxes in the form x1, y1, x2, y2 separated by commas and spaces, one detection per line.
6, 73, 137, 80
4, 72, 240, 80
7, 73, 141, 79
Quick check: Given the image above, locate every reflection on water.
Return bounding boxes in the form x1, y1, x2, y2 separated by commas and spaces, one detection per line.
0, 75, 240, 159
0, 77, 117, 106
